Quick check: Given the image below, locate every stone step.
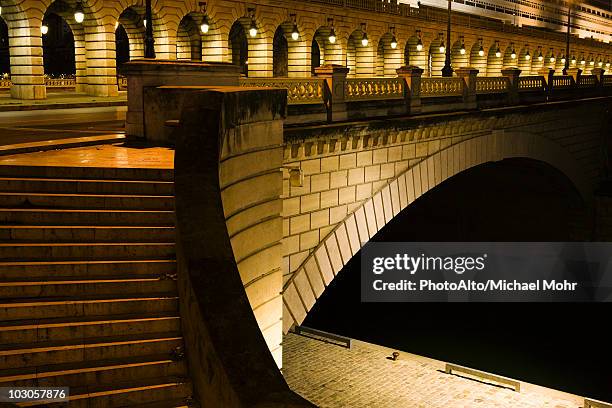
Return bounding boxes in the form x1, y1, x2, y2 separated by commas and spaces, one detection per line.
0, 260, 176, 280
0, 192, 174, 210
0, 278, 177, 300
0, 296, 179, 321
0, 333, 183, 370
0, 242, 176, 261
0, 177, 174, 195
0, 208, 174, 226
0, 165, 174, 182
19, 379, 192, 407
0, 355, 187, 390
0, 225, 175, 243
0, 314, 180, 345
0, 259, 176, 279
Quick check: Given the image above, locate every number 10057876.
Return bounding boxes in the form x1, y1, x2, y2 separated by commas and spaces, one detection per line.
0, 387, 69, 403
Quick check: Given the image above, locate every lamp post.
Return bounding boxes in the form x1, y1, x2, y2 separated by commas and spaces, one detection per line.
441, 0, 453, 77
144, 0, 155, 58
564, 0, 571, 73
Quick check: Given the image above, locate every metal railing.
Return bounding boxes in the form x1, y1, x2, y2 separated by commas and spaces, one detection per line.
240, 78, 325, 105
345, 77, 404, 101
476, 77, 509, 93
421, 77, 464, 97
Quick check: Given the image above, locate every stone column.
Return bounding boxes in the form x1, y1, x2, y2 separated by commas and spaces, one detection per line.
592, 67, 605, 94
396, 65, 423, 114
85, 27, 120, 97
455, 67, 479, 108
566, 67, 582, 86
538, 67, 555, 88
501, 67, 522, 105
314, 64, 349, 122
8, 25, 46, 100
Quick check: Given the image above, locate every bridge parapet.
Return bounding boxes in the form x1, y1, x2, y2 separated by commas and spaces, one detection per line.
239, 66, 612, 125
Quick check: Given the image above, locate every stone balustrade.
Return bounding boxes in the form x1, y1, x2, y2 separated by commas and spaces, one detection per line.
421, 77, 464, 97
475, 77, 509, 93
242, 65, 612, 124
240, 78, 325, 105
0, 77, 131, 90
125, 61, 612, 137
344, 78, 404, 101
518, 76, 546, 91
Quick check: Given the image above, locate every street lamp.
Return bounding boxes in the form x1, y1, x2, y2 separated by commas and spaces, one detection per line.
248, 8, 257, 38
495, 41, 501, 58
459, 37, 466, 55
327, 18, 336, 44
525, 48, 531, 61
416, 30, 423, 51
439, 33, 445, 54
199, 2, 209, 34
441, 0, 453, 77
390, 27, 398, 49
478, 39, 484, 57
361, 23, 368, 47
144, 0, 155, 58
510, 44, 516, 60
290, 15, 299, 41
74, 2, 84, 23
41, 24, 49, 35
200, 15, 209, 33
249, 21, 257, 37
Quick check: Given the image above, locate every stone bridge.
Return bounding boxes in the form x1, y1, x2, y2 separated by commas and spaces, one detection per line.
143, 61, 612, 405
1, 0, 612, 99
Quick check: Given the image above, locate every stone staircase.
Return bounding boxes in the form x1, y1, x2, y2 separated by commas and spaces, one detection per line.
0, 165, 194, 407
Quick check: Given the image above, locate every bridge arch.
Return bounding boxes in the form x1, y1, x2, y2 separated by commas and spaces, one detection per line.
502, 43, 518, 68
42, 2, 80, 85
0, 16, 9, 77
281, 132, 590, 332
311, 25, 344, 70
450, 37, 469, 70
376, 32, 402, 77
517, 45, 532, 75
428, 34, 445, 77
468, 39, 486, 76
176, 13, 201, 60
228, 14, 268, 77
404, 32, 427, 74
485, 40, 503, 76
347, 27, 374, 77
272, 20, 310, 77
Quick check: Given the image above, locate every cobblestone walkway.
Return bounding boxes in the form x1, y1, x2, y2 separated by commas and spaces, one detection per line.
283, 333, 583, 408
